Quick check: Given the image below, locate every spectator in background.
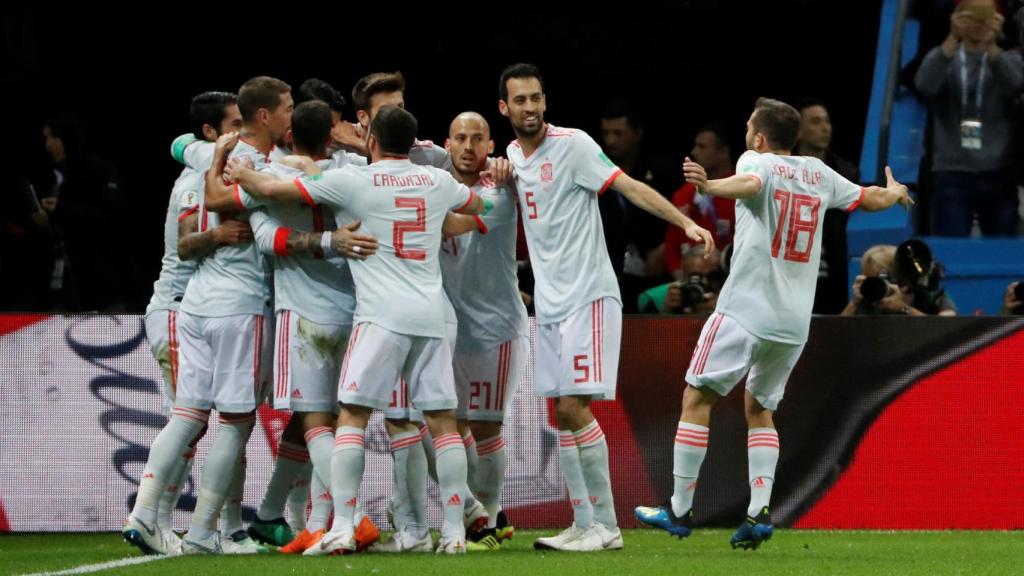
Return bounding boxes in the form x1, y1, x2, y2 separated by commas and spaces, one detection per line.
41, 114, 128, 311
841, 241, 958, 316
664, 123, 735, 280
840, 245, 900, 316
915, 0, 1024, 237
0, 174, 57, 311
795, 98, 861, 314
1002, 280, 1023, 314
599, 99, 682, 310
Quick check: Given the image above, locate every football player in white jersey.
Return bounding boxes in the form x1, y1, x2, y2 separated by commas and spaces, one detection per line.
134, 77, 292, 556
228, 106, 484, 554
497, 63, 713, 552
124, 92, 245, 557
210, 100, 382, 554
438, 112, 528, 549
635, 97, 911, 549
342, 72, 500, 548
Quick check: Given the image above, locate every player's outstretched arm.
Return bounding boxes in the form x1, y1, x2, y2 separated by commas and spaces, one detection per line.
249, 208, 376, 260
683, 158, 760, 200
227, 161, 305, 203
611, 171, 715, 255
859, 167, 913, 212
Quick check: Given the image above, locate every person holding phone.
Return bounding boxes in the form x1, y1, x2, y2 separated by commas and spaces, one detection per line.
914, 0, 1024, 237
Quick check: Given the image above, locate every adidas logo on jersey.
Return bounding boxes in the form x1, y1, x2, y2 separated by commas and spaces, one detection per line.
345, 497, 358, 507
447, 494, 462, 506
346, 381, 359, 392
752, 477, 766, 488
318, 492, 332, 501
292, 389, 303, 398
589, 495, 599, 504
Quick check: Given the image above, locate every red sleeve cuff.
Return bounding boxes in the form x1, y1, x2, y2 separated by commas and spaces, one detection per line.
748, 174, 763, 189
273, 227, 291, 257
233, 183, 245, 210
845, 187, 865, 212
598, 169, 624, 196
473, 215, 489, 234
456, 189, 477, 212
177, 205, 199, 222
294, 178, 316, 207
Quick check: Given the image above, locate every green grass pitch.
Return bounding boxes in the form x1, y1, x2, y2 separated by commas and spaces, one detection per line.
2, 530, 1022, 576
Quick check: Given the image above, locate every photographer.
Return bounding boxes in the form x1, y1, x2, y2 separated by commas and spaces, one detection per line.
638, 244, 729, 315
1001, 281, 1023, 314
840, 245, 910, 315
891, 239, 958, 316
841, 241, 958, 316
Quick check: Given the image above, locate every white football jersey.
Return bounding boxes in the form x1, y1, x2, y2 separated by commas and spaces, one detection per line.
146, 167, 201, 314
179, 138, 281, 318
506, 124, 623, 323
715, 150, 863, 344
298, 159, 474, 338
245, 153, 364, 326
440, 178, 529, 351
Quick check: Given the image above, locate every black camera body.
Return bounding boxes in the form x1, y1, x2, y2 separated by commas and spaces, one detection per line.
894, 240, 950, 315
860, 273, 896, 304
679, 275, 712, 308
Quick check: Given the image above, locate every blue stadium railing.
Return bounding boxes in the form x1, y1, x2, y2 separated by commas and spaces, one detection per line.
850, 0, 1023, 314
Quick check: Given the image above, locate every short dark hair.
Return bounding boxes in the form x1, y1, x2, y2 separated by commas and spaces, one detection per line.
370, 105, 418, 156
189, 91, 237, 140
601, 98, 642, 131
499, 63, 544, 101
291, 101, 333, 157
351, 72, 406, 112
696, 121, 731, 151
795, 97, 829, 114
752, 97, 801, 151
297, 78, 347, 114
237, 76, 291, 122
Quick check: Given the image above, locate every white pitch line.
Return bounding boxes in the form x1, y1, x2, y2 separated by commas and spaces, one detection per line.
20, 555, 172, 576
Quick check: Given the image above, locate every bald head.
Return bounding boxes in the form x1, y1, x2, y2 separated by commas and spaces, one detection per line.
446, 111, 494, 180
449, 112, 491, 138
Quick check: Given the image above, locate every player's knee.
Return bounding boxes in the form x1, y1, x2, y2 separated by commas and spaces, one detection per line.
470, 420, 501, 440
743, 392, 774, 427
423, 409, 458, 436
339, 405, 372, 429
300, 411, 334, 431
682, 384, 717, 411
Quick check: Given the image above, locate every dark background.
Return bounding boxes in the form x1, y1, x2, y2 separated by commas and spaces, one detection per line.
2, 1, 882, 309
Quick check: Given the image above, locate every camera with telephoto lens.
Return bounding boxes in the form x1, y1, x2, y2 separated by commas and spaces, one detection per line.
860, 272, 896, 305
673, 244, 733, 310
679, 275, 712, 308
893, 240, 949, 315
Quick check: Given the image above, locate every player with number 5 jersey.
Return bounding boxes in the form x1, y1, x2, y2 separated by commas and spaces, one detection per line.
635, 97, 912, 551
498, 63, 714, 553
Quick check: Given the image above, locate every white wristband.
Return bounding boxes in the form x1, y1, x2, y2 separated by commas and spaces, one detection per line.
320, 232, 335, 255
